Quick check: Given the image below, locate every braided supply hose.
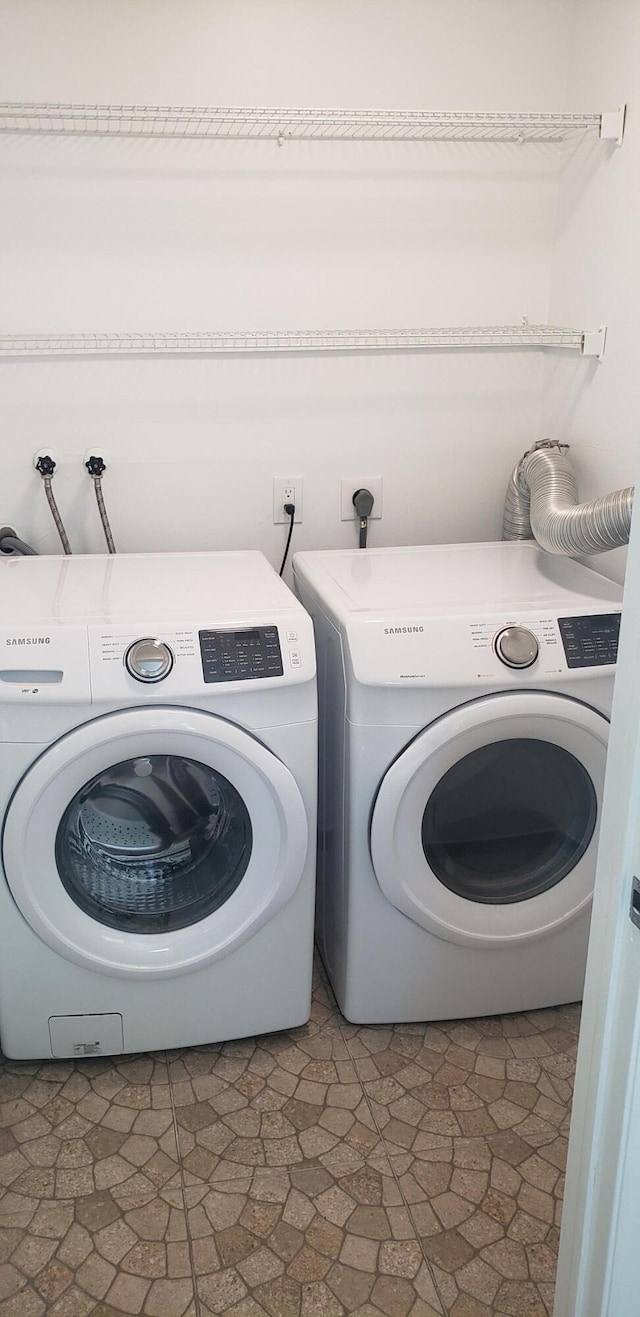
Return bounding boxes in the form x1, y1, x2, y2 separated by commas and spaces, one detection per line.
86, 456, 116, 554
503, 440, 634, 555
35, 456, 72, 554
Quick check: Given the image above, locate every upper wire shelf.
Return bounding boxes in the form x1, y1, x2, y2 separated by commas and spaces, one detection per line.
0, 103, 626, 144
0, 326, 607, 360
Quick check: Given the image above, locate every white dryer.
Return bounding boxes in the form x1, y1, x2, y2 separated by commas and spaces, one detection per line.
293, 541, 622, 1023
0, 550, 316, 1059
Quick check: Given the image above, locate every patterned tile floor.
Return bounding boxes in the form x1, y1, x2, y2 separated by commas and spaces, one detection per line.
0, 956, 580, 1317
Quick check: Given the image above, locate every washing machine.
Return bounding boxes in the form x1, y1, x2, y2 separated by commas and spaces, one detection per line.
293, 540, 622, 1023
0, 550, 316, 1059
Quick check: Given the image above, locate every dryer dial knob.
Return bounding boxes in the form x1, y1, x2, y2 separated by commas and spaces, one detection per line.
125, 638, 174, 683
495, 626, 539, 669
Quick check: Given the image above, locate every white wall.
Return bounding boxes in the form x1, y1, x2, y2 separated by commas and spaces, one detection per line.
543, 0, 639, 584
0, 0, 574, 569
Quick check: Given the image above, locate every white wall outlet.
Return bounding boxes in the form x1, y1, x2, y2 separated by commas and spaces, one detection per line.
273, 477, 303, 523
340, 478, 383, 520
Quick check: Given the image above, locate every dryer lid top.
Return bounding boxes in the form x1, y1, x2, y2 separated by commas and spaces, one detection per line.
293, 541, 623, 622
0, 550, 306, 626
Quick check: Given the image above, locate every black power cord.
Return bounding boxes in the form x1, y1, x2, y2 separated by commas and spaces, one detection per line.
279, 502, 296, 577
352, 487, 374, 548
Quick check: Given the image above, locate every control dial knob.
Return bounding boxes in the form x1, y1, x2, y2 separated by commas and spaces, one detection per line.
495, 626, 539, 669
125, 638, 174, 683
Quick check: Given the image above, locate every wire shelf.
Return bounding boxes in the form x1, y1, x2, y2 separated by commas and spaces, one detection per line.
0, 103, 626, 143
0, 326, 606, 359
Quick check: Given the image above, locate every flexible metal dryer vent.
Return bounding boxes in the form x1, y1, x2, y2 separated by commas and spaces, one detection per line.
502, 439, 634, 555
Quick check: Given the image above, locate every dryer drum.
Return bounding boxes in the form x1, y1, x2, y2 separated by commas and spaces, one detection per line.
55, 754, 253, 933
421, 737, 597, 904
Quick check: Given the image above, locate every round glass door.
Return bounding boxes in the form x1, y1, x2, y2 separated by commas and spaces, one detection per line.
370, 691, 609, 948
422, 738, 597, 904
56, 755, 253, 933
3, 707, 309, 978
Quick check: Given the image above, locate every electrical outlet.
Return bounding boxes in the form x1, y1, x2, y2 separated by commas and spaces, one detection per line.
273, 477, 303, 523
340, 478, 383, 520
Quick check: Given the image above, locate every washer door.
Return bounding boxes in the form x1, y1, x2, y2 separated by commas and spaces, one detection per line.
3, 707, 308, 978
370, 692, 609, 948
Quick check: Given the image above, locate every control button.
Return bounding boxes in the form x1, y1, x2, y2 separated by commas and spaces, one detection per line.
286, 629, 298, 642
494, 626, 539, 670
289, 650, 302, 668
125, 638, 174, 683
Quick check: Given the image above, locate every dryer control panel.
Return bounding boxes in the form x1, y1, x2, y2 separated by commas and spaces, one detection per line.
346, 607, 621, 688
558, 614, 621, 668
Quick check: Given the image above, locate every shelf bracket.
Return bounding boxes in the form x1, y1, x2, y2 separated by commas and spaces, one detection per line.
599, 106, 626, 146
581, 327, 607, 361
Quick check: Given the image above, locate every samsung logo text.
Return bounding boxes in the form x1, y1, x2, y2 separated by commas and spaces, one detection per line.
383, 626, 424, 635
6, 637, 51, 646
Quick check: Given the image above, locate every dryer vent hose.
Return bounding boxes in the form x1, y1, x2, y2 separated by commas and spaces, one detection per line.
502, 440, 634, 555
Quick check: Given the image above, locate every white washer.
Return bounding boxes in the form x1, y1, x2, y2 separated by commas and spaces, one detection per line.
293, 541, 622, 1023
0, 550, 316, 1059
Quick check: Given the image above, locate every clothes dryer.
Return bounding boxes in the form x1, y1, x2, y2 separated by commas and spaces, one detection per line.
293, 541, 621, 1022
0, 551, 316, 1058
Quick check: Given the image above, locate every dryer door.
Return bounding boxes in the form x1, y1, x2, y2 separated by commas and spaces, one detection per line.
3, 707, 308, 978
370, 691, 608, 948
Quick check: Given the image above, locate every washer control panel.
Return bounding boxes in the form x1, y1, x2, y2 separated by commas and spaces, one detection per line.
86, 616, 311, 701
558, 614, 621, 668
199, 626, 284, 683
125, 638, 174, 683
495, 626, 539, 669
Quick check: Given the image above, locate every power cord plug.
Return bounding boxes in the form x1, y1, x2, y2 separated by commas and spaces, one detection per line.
279, 502, 296, 577
352, 487, 374, 549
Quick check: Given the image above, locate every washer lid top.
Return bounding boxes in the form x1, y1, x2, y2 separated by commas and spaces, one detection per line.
0, 550, 306, 628
0, 551, 317, 706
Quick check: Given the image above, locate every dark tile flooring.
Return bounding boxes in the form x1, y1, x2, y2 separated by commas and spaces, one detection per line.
0, 956, 579, 1316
